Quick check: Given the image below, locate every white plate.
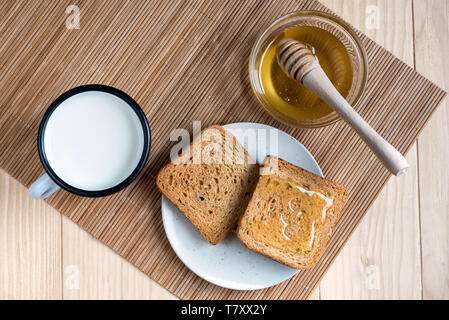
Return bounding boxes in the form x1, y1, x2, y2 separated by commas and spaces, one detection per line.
161, 122, 323, 290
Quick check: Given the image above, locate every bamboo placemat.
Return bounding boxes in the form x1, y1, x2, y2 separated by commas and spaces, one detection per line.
0, 0, 446, 299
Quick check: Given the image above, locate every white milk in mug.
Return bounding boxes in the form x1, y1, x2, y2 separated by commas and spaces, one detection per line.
30, 86, 150, 198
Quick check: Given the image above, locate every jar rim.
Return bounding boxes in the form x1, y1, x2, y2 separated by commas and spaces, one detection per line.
249, 10, 368, 129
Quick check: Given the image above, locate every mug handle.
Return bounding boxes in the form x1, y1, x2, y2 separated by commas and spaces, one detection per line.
29, 173, 60, 199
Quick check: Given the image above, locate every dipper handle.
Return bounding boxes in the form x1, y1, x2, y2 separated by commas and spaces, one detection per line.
277, 39, 409, 176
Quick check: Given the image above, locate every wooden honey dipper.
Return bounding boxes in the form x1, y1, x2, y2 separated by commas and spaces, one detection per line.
277, 39, 409, 176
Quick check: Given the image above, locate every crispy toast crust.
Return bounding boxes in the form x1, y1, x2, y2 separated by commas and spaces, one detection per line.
237, 156, 348, 269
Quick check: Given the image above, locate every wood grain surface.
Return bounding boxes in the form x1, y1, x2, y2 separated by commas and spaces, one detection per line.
1, 0, 447, 300
319, 0, 423, 300
414, 0, 449, 300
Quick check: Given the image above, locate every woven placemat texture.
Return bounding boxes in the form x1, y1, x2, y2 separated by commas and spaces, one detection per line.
0, 0, 446, 299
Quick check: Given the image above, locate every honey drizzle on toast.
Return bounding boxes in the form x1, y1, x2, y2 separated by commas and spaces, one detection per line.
250, 176, 334, 253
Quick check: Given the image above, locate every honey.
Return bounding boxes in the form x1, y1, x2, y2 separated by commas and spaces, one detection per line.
259, 25, 354, 121
248, 175, 333, 255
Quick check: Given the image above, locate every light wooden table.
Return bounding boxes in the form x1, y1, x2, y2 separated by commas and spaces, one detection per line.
1, 0, 448, 300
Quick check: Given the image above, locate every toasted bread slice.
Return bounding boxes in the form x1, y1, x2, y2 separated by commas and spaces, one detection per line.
157, 125, 259, 245
237, 156, 348, 269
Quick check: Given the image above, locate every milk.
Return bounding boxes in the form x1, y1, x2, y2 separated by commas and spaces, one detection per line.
43, 91, 145, 191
